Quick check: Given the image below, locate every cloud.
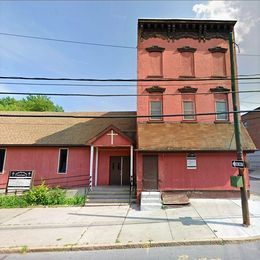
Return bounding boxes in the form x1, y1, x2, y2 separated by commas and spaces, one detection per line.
192, 1, 259, 44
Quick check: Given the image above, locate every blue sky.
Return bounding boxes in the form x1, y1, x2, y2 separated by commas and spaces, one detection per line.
0, 0, 259, 112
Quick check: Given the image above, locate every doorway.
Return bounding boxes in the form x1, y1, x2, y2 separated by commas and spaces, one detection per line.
143, 155, 158, 190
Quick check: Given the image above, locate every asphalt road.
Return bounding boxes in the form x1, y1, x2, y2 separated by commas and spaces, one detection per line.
1, 242, 260, 260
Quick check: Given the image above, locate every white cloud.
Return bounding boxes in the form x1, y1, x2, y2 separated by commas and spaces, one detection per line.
192, 1, 259, 44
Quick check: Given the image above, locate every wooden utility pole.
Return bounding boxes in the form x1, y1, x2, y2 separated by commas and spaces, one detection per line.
229, 32, 250, 226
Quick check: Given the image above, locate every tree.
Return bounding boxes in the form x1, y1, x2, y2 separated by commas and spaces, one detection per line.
0, 95, 64, 112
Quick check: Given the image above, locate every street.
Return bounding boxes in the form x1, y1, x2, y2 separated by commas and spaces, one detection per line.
1, 241, 260, 260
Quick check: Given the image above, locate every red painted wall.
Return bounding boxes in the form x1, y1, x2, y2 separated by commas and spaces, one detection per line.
137, 37, 234, 123
136, 151, 249, 199
95, 148, 131, 186
0, 147, 90, 189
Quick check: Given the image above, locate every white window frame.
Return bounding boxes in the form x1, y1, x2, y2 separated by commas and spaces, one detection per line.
57, 148, 69, 174
187, 153, 197, 170
183, 100, 196, 120
0, 148, 6, 174
150, 100, 163, 121
215, 100, 228, 121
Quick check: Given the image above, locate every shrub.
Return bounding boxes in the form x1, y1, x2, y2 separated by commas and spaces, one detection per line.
47, 187, 66, 205
24, 182, 49, 205
0, 195, 28, 208
65, 195, 86, 206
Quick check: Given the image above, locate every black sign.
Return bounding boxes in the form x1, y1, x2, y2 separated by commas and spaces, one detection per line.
6, 171, 34, 193
232, 160, 245, 169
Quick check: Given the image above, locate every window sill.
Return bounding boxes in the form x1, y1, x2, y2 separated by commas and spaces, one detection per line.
146, 75, 163, 79
181, 120, 197, 123
147, 120, 164, 124
214, 120, 230, 124
179, 75, 195, 78
211, 75, 227, 79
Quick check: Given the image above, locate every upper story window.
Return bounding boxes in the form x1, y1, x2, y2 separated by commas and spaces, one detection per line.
178, 86, 198, 121
210, 86, 230, 122
183, 101, 195, 120
187, 153, 197, 169
0, 149, 6, 174
208, 46, 227, 78
145, 46, 165, 77
150, 100, 163, 121
58, 148, 68, 174
177, 46, 196, 78
216, 100, 228, 121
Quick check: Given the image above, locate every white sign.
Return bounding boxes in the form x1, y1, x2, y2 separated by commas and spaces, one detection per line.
6, 171, 33, 193
232, 160, 245, 168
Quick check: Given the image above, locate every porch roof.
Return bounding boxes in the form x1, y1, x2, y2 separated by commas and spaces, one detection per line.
137, 122, 256, 152
0, 111, 136, 146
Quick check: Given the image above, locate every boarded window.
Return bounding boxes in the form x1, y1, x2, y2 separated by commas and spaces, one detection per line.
216, 100, 228, 120
0, 149, 6, 173
58, 148, 68, 174
148, 52, 162, 76
187, 153, 197, 169
183, 101, 195, 120
181, 52, 194, 77
150, 101, 162, 120
212, 53, 226, 77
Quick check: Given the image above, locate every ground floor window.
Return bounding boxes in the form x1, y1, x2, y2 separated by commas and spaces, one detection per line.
187, 153, 197, 169
0, 149, 6, 173
58, 148, 68, 174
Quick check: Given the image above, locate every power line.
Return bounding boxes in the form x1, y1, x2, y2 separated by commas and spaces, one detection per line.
0, 32, 136, 50
1, 32, 260, 57
0, 90, 260, 98
1, 81, 260, 88
1, 76, 260, 82
0, 109, 259, 119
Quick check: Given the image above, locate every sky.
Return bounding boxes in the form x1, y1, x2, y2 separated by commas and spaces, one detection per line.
0, 0, 259, 112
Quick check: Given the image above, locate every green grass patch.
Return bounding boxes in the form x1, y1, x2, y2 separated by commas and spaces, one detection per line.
0, 183, 86, 208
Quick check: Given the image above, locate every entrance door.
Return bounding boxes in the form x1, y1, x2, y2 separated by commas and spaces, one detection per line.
109, 156, 130, 186
143, 155, 158, 190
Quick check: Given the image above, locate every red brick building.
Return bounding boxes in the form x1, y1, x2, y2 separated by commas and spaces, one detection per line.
0, 19, 256, 201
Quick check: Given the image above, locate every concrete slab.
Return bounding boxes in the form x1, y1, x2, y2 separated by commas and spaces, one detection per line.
0, 208, 31, 224
166, 206, 217, 240
78, 224, 122, 245
0, 227, 84, 248
3, 207, 82, 226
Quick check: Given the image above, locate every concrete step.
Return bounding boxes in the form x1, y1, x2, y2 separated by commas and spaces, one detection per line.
92, 186, 130, 191
86, 198, 130, 203
140, 203, 162, 211
89, 191, 129, 195
88, 194, 130, 199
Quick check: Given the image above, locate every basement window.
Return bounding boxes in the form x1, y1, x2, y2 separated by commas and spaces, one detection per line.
187, 153, 197, 169
0, 149, 6, 173
58, 148, 68, 174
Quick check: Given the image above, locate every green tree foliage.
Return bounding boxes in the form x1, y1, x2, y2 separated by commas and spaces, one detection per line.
0, 95, 64, 112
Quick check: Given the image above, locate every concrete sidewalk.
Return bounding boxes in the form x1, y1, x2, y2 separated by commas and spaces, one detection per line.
0, 195, 260, 253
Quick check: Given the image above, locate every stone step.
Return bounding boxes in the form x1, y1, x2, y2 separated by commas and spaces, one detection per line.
86, 198, 130, 203
86, 203, 130, 207
92, 186, 130, 191
89, 191, 129, 195
140, 203, 162, 211
141, 198, 162, 203
88, 194, 130, 199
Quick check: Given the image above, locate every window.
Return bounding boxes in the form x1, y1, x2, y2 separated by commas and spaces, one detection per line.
180, 52, 194, 77
0, 149, 6, 173
216, 100, 228, 121
150, 101, 162, 120
208, 47, 227, 77
148, 52, 163, 76
187, 153, 197, 169
183, 101, 195, 120
58, 148, 68, 174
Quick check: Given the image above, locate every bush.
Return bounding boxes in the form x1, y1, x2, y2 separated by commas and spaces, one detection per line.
0, 195, 28, 208
0, 182, 86, 208
24, 182, 49, 205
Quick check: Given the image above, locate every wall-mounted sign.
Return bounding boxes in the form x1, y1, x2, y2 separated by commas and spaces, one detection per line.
6, 171, 34, 193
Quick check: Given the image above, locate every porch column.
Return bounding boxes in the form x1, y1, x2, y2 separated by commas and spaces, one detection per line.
130, 145, 134, 186
89, 145, 94, 190
95, 147, 99, 187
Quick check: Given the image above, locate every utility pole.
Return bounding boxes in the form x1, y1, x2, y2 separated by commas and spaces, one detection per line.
229, 31, 250, 226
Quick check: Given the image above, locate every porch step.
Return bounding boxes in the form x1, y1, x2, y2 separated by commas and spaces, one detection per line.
86, 186, 135, 206
140, 191, 162, 211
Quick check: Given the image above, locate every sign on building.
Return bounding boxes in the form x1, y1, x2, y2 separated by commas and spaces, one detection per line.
6, 171, 34, 194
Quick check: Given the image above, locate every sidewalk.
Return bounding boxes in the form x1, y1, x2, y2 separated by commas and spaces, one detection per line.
0, 195, 260, 253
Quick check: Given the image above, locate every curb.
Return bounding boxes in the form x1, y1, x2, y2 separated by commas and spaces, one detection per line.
1, 236, 260, 254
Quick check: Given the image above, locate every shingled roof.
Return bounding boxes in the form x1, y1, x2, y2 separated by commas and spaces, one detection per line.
0, 111, 136, 146
137, 122, 256, 151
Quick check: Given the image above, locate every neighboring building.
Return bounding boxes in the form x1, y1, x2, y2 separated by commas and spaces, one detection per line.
242, 107, 260, 170
0, 19, 256, 202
